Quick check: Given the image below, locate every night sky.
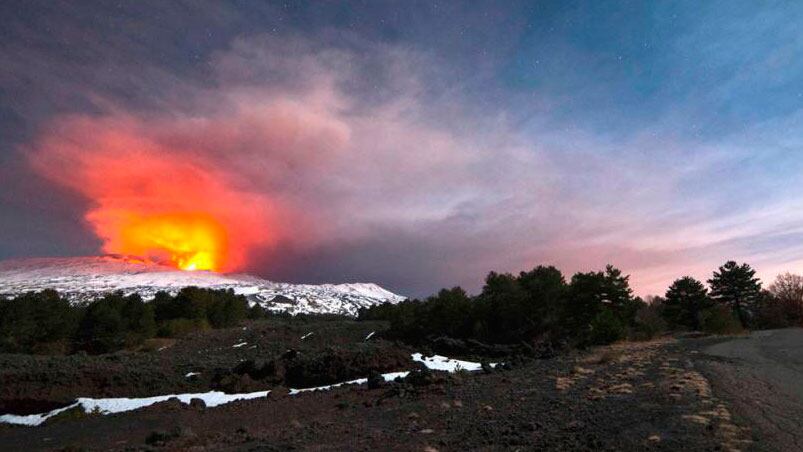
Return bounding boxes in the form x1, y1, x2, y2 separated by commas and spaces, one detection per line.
1, 1, 802, 297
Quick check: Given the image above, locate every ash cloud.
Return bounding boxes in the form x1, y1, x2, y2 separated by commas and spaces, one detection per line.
25, 36, 558, 290
4, 2, 803, 297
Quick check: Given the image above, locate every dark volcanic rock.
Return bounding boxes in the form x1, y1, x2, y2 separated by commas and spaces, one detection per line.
189, 398, 206, 410
367, 371, 385, 390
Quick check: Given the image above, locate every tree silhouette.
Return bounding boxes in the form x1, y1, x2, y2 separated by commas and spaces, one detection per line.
708, 261, 761, 327
768, 273, 803, 326
664, 276, 711, 330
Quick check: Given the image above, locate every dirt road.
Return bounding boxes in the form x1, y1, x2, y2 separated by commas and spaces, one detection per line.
695, 328, 803, 451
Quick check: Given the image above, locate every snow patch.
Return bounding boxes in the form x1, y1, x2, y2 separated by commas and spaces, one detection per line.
0, 390, 270, 426
232, 342, 247, 348
288, 371, 411, 395
0, 353, 491, 427
412, 353, 495, 372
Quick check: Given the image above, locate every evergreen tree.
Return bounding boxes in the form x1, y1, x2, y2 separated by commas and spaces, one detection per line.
663, 276, 712, 330
708, 261, 761, 327
479, 271, 527, 342
424, 287, 473, 339
601, 265, 639, 325
121, 294, 157, 341
563, 271, 605, 337
517, 266, 567, 337
78, 297, 126, 353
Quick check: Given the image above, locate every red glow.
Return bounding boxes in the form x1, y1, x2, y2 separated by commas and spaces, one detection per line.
29, 116, 277, 272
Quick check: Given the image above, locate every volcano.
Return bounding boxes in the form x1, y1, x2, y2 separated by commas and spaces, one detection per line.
0, 256, 405, 316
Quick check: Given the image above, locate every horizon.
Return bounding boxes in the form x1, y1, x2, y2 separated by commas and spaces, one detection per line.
2, 1, 803, 298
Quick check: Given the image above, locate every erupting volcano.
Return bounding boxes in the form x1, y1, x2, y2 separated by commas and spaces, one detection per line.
28, 115, 279, 272
111, 212, 227, 271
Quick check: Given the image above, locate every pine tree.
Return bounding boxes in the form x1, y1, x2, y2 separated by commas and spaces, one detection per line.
664, 276, 711, 330
601, 265, 638, 324
708, 261, 761, 327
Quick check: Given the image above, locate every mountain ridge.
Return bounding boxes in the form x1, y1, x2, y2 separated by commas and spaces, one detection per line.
0, 256, 405, 316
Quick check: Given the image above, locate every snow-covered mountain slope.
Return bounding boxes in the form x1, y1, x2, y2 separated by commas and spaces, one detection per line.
0, 256, 405, 316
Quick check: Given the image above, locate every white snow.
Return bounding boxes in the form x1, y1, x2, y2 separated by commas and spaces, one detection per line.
0, 256, 406, 317
231, 342, 247, 348
288, 371, 411, 395
288, 377, 367, 395
185, 372, 200, 378
0, 390, 270, 427
412, 353, 495, 372
364, 331, 375, 341
300, 332, 314, 340
0, 353, 492, 427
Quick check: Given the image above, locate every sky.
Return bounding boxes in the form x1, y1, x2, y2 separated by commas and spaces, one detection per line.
1, 0, 802, 297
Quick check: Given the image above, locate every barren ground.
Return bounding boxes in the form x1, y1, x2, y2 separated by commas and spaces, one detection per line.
692, 328, 803, 451
2, 325, 800, 451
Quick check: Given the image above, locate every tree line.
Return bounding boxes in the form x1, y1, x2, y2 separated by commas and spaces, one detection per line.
0, 287, 260, 354
359, 261, 803, 347
660, 262, 803, 331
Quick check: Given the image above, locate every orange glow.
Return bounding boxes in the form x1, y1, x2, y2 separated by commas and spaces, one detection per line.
29, 115, 283, 272
116, 213, 227, 271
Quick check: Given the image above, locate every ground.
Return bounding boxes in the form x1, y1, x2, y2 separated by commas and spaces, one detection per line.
1, 324, 801, 451
694, 328, 803, 451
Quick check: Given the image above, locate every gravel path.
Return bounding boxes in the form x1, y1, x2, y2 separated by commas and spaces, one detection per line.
694, 328, 803, 451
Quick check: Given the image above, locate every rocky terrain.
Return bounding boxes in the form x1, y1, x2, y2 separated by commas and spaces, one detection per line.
1, 321, 792, 451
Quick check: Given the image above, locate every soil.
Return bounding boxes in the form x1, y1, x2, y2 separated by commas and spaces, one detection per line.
1, 323, 792, 451
0, 318, 407, 412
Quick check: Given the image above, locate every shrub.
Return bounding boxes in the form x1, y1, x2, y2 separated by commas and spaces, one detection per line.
589, 308, 625, 345
157, 318, 209, 338
700, 305, 743, 335
247, 304, 267, 319
753, 290, 798, 329
631, 303, 667, 341
77, 297, 127, 353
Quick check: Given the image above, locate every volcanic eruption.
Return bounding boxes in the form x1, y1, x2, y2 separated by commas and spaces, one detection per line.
108, 212, 227, 271
28, 115, 277, 272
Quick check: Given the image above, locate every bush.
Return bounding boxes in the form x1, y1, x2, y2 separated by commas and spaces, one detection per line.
77, 297, 127, 353
154, 288, 248, 329
700, 305, 743, 335
157, 318, 210, 338
74, 293, 158, 353
630, 303, 667, 341
589, 309, 625, 345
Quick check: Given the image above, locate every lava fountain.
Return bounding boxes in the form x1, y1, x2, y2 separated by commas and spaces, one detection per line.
113, 212, 227, 271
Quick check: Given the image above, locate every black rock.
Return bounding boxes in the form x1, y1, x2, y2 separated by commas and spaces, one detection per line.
367, 371, 385, 389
